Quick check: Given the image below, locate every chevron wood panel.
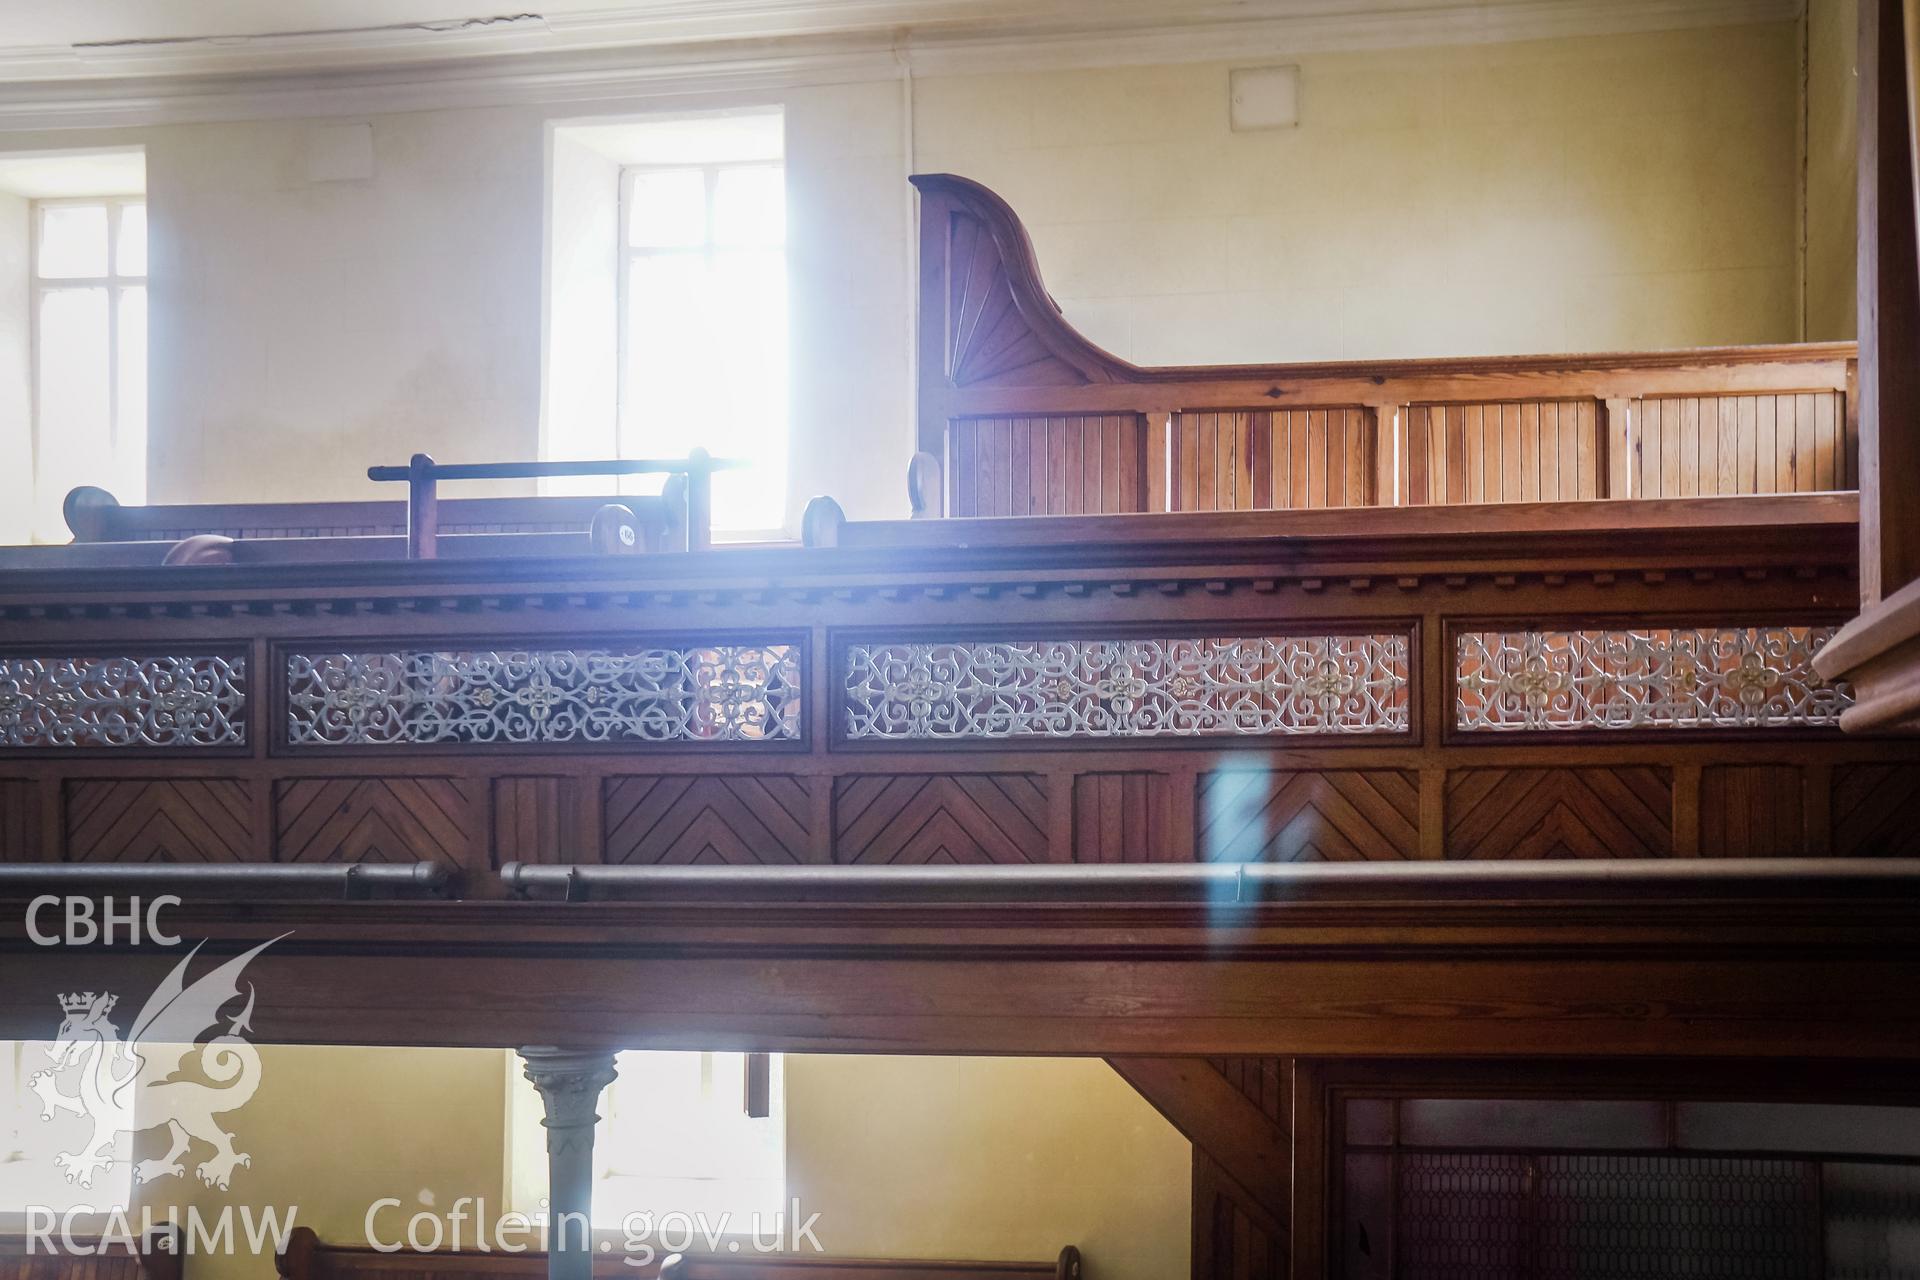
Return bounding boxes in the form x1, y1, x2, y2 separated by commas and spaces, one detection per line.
833, 774, 1051, 864
1700, 765, 1805, 857
1197, 770, 1419, 862
1447, 767, 1673, 858
603, 775, 811, 865
1073, 772, 1176, 862
274, 777, 475, 865
0, 779, 39, 858
65, 779, 252, 862
1210, 1057, 1293, 1131
1833, 764, 1920, 855
494, 776, 585, 866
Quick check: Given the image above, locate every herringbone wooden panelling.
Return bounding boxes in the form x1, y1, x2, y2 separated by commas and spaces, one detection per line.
1447, 767, 1673, 857
275, 777, 474, 865
603, 775, 811, 864
494, 776, 585, 865
1195, 1151, 1286, 1280
65, 779, 252, 862
0, 779, 39, 857
1073, 772, 1175, 861
1197, 769, 1419, 861
833, 774, 1050, 863
1833, 764, 1920, 855
1700, 765, 1805, 857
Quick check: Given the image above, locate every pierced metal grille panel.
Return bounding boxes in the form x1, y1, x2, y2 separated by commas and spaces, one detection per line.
1456, 626, 1848, 731
285, 645, 800, 747
1397, 1153, 1820, 1280
0, 655, 246, 748
844, 634, 1409, 740
1399, 1153, 1529, 1280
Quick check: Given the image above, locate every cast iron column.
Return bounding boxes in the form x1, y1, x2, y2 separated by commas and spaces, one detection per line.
518, 1047, 619, 1280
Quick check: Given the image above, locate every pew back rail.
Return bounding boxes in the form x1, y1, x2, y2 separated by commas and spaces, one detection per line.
911, 173, 1859, 517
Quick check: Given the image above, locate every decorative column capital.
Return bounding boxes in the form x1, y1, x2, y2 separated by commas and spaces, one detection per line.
519, 1047, 619, 1131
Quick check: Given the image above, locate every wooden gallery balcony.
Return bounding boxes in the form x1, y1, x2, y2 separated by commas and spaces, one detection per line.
0, 174, 1912, 1066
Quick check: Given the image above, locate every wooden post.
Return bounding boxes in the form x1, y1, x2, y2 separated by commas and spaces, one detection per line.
1603, 398, 1633, 498
1368, 403, 1402, 506
405, 453, 438, 560
518, 1048, 618, 1280
1861, 0, 1920, 603
686, 448, 713, 553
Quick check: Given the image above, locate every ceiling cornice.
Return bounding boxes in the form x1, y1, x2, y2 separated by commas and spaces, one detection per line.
0, 0, 1802, 132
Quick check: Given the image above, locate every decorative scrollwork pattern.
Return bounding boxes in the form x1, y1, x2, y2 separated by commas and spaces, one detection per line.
843, 635, 1410, 740
0, 655, 247, 748
285, 646, 800, 746
1455, 627, 1849, 731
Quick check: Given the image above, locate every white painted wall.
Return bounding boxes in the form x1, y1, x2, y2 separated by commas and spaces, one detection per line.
0, 17, 1824, 530
0, 190, 30, 543
543, 126, 621, 469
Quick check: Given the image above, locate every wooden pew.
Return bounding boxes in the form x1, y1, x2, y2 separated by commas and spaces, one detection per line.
0, 1229, 182, 1280
658, 1251, 1080, 1280
274, 1229, 1078, 1280
909, 173, 1859, 516
63, 487, 688, 551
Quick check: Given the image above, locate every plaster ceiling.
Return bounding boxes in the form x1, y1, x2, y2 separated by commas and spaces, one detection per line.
0, 0, 1774, 81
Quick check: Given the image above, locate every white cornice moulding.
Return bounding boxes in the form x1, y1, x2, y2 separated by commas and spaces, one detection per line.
0, 0, 1803, 132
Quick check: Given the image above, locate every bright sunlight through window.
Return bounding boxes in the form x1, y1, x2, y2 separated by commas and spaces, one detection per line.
511, 1050, 785, 1231
617, 115, 786, 535
1, 1041, 131, 1217
593, 1051, 785, 1228
32, 196, 146, 542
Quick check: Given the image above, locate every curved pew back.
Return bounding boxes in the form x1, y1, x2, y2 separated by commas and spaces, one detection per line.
911, 173, 1858, 516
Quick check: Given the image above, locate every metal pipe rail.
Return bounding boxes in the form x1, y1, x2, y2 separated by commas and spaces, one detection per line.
0, 860, 455, 900
499, 858, 1920, 904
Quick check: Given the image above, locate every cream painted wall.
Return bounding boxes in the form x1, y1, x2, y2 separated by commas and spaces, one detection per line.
0, 19, 1822, 527
785, 1056, 1188, 1280
911, 22, 1805, 364
0, 81, 909, 528
77, 1051, 1185, 1280
131, 1045, 510, 1280
1807, 0, 1859, 340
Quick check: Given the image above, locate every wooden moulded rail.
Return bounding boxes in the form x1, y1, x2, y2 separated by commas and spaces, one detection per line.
909, 173, 1859, 518
274, 1227, 1080, 1280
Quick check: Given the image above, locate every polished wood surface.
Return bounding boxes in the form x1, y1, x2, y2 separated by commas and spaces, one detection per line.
4, 860, 1919, 1057
276, 1228, 1076, 1280
912, 174, 1857, 518
1816, 0, 1920, 731
0, 495, 1896, 875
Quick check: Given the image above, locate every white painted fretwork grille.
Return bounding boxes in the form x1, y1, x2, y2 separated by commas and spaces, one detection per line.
0, 655, 246, 748
285, 646, 800, 746
1455, 627, 1848, 731
844, 635, 1409, 740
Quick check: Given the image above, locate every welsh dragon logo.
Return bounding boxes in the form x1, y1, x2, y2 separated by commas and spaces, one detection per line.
30, 936, 282, 1191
